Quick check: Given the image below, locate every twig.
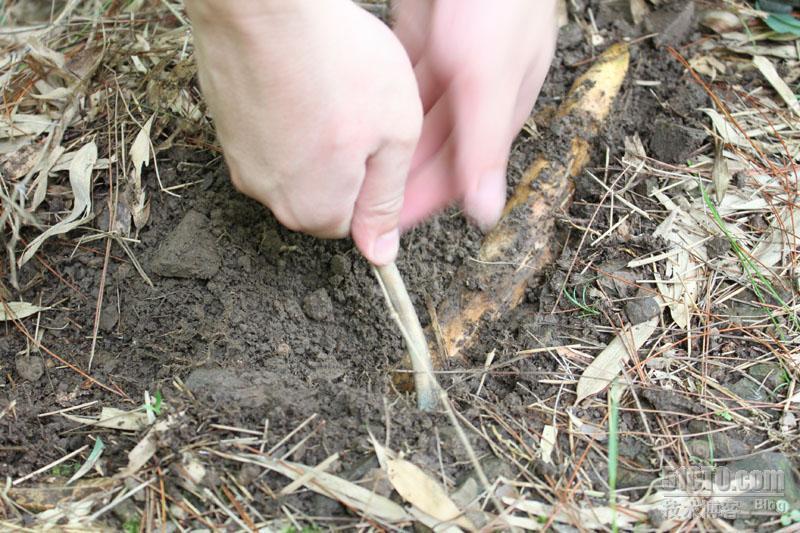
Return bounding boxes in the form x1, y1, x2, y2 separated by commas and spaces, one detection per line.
373, 262, 438, 411
12, 445, 88, 486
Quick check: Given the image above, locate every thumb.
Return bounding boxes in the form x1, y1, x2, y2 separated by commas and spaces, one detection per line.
351, 143, 414, 265
453, 83, 516, 231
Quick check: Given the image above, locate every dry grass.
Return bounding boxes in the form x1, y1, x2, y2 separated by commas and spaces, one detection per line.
2, 0, 800, 531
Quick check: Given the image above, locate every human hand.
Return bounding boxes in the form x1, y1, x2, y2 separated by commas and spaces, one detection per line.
187, 0, 422, 265
393, 0, 558, 230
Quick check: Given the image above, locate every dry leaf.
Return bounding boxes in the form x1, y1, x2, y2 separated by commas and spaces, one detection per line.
700, 10, 742, 33
125, 116, 153, 231
574, 318, 658, 405
752, 207, 797, 268
373, 440, 474, 531
118, 419, 172, 477
712, 144, 731, 203
19, 142, 97, 266
0, 301, 49, 321
540, 425, 557, 464
31, 145, 65, 211
62, 407, 148, 431
703, 108, 779, 154
258, 455, 412, 526
753, 55, 800, 117
0, 114, 53, 139
630, 0, 649, 25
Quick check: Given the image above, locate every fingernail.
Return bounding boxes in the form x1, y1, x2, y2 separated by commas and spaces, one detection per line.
371, 228, 400, 265
465, 170, 506, 232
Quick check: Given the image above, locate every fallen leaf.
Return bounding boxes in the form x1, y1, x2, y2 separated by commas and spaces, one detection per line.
19, 142, 97, 266
630, 0, 648, 25
712, 143, 731, 203
574, 318, 658, 405
256, 454, 412, 526
540, 425, 557, 464
753, 55, 800, 117
118, 419, 172, 477
62, 407, 149, 431
373, 439, 474, 531
700, 10, 742, 33
0, 301, 50, 321
67, 437, 105, 485
0, 114, 53, 139
125, 116, 153, 231
702, 108, 779, 154
752, 207, 797, 268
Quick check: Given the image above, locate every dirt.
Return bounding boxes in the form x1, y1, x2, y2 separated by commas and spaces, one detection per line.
2, 0, 793, 528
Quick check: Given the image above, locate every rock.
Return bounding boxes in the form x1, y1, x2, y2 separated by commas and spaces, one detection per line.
727, 452, 800, 513
258, 227, 284, 257
729, 377, 769, 403
706, 235, 730, 259
237, 255, 253, 274
276, 343, 291, 357
329, 254, 351, 276
150, 210, 220, 279
649, 120, 706, 164
16, 355, 43, 381
748, 363, 784, 391
559, 23, 584, 48
617, 463, 657, 490
99, 304, 118, 332
302, 288, 333, 321
643, 388, 704, 414
625, 296, 661, 324
645, 1, 696, 47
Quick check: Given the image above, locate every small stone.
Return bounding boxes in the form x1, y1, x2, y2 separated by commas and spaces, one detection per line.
276, 343, 291, 357
727, 452, 800, 512
99, 304, 118, 333
237, 255, 253, 273
329, 254, 351, 276
259, 227, 284, 257
748, 362, 784, 391
649, 120, 706, 164
238, 464, 261, 486
150, 210, 220, 279
706, 235, 730, 259
686, 439, 712, 461
625, 296, 660, 324
16, 355, 44, 381
729, 377, 769, 403
559, 23, 584, 48
302, 288, 333, 321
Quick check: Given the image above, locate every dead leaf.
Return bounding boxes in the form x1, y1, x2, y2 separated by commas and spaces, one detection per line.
753, 55, 800, 117
540, 425, 557, 464
0, 114, 52, 139
62, 407, 148, 431
118, 418, 172, 477
712, 143, 731, 203
700, 10, 742, 33
124, 116, 153, 232
630, 0, 649, 26
373, 439, 474, 531
752, 207, 797, 268
0, 302, 49, 321
19, 142, 96, 266
255, 454, 412, 526
574, 318, 658, 405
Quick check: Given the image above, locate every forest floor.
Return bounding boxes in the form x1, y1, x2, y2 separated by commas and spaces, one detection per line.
2, 1, 800, 531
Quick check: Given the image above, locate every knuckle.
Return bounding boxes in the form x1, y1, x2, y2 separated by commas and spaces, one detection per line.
357, 194, 403, 222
